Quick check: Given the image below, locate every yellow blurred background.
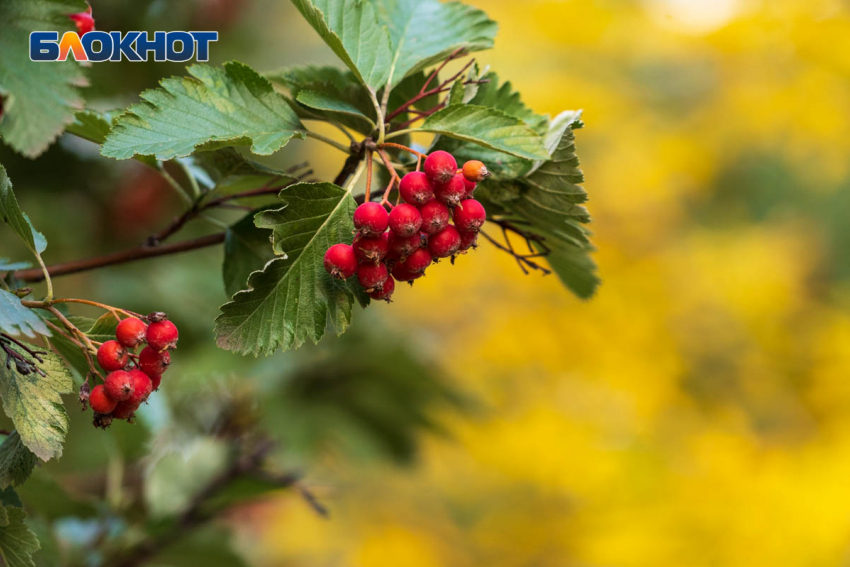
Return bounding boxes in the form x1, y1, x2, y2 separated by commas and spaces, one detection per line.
238, 0, 850, 565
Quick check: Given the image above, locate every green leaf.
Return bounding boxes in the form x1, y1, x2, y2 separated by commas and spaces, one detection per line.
223, 213, 277, 297
215, 182, 368, 356
0, 0, 87, 158
102, 62, 307, 161
0, 260, 31, 272
0, 344, 74, 461
290, 0, 392, 91
374, 0, 497, 88
0, 504, 39, 567
0, 290, 50, 339
64, 110, 114, 145
0, 165, 47, 255
419, 105, 550, 160
0, 432, 37, 489
296, 90, 376, 129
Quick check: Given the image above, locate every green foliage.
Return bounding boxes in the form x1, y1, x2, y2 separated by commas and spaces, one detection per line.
0, 0, 87, 158
102, 62, 307, 161
223, 213, 277, 297
0, 502, 39, 567
0, 291, 50, 339
215, 183, 367, 356
0, 433, 37, 489
296, 90, 376, 130
0, 164, 47, 256
0, 343, 74, 461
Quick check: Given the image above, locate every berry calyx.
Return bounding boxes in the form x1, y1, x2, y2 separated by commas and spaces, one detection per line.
387, 232, 421, 261
353, 234, 389, 264
115, 317, 147, 348
97, 340, 128, 372
428, 226, 462, 258
69, 5, 94, 35
434, 174, 467, 208
353, 202, 389, 236
400, 247, 432, 274
357, 262, 389, 291
424, 151, 458, 185
388, 203, 422, 237
459, 230, 479, 251
125, 369, 153, 406
139, 346, 170, 376
462, 160, 490, 183
369, 275, 395, 301
419, 199, 450, 235
392, 263, 425, 282
90, 384, 117, 414
104, 370, 133, 402
452, 199, 487, 231
147, 319, 179, 351
324, 243, 357, 279
399, 171, 434, 206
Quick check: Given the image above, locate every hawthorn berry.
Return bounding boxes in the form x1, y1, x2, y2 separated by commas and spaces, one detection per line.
89, 384, 117, 414
147, 319, 178, 351
388, 203, 422, 237
116, 317, 147, 348
462, 160, 490, 183
399, 171, 434, 206
400, 247, 432, 274
104, 370, 134, 401
324, 243, 357, 279
434, 174, 467, 208
387, 231, 421, 261
419, 199, 450, 235
353, 202, 389, 236
459, 230, 479, 251
125, 369, 153, 406
69, 5, 94, 35
428, 226, 462, 258
369, 275, 395, 301
139, 346, 170, 376
462, 177, 476, 199
112, 399, 140, 420
357, 263, 389, 291
353, 234, 389, 264
452, 199, 487, 231
424, 151, 457, 185
150, 374, 162, 391
97, 340, 128, 372
392, 263, 424, 282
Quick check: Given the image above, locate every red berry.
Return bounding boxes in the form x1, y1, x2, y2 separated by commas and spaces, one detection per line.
353, 233, 389, 264
459, 230, 479, 251
139, 346, 170, 376
353, 202, 389, 236
419, 199, 450, 235
151, 374, 162, 391
424, 151, 457, 185
462, 177, 476, 198
399, 172, 434, 206
147, 319, 178, 351
69, 6, 94, 35
428, 226, 461, 258
387, 231, 421, 261
125, 369, 153, 406
97, 340, 128, 372
400, 247, 432, 274
392, 263, 425, 282
89, 384, 117, 414
116, 317, 147, 348
369, 275, 395, 301
462, 160, 490, 183
434, 174, 467, 208
324, 243, 357, 279
452, 199, 487, 231
357, 263, 389, 291
112, 399, 140, 420
104, 370, 133, 402
388, 204, 422, 237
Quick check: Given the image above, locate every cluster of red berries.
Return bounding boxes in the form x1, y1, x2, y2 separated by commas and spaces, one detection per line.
87, 313, 178, 426
324, 152, 489, 301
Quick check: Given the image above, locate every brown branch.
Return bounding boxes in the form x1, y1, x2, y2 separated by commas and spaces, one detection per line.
333, 140, 367, 186
385, 56, 481, 123
480, 219, 553, 276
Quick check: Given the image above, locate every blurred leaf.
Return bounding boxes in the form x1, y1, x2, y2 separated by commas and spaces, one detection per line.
0, 504, 39, 567
26, 517, 58, 567
374, 0, 497, 88
0, 260, 30, 272
215, 183, 368, 356
102, 62, 306, 161
0, 343, 73, 461
16, 470, 97, 521
296, 90, 376, 129
147, 527, 248, 567
419, 105, 550, 160
0, 290, 50, 339
0, 432, 36, 489
0, 0, 87, 158
223, 212, 277, 297
0, 164, 47, 255
290, 0, 392, 91
190, 148, 298, 206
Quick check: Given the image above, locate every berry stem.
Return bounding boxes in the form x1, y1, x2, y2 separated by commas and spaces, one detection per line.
385, 55, 482, 123
365, 150, 373, 202
378, 142, 427, 159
